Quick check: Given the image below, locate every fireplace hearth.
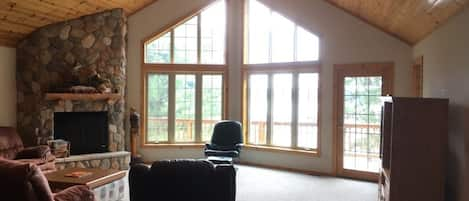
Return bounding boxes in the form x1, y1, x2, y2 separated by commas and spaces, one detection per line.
54, 112, 109, 155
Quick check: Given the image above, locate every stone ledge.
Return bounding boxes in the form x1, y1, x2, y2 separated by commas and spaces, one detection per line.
56, 151, 130, 163
55, 151, 130, 170
45, 93, 122, 101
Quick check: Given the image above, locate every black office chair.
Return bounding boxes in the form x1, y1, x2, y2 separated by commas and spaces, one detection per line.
204, 121, 243, 161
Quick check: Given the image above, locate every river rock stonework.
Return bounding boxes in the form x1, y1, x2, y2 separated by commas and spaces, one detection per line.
16, 9, 127, 152
55, 152, 131, 170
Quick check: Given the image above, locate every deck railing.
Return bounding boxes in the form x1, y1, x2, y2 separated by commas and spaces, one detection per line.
147, 117, 219, 142
148, 117, 381, 159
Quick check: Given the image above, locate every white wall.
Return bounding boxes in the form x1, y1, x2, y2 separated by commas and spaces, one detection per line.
0, 46, 16, 127
413, 7, 469, 201
127, 0, 413, 173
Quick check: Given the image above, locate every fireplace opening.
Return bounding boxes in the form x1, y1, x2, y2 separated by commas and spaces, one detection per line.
54, 112, 109, 155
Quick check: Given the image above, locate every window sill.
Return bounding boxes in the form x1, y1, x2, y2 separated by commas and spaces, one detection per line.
141, 143, 205, 148
243, 145, 320, 157
140, 144, 319, 157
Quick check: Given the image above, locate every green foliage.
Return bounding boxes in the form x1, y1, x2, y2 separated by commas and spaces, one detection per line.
344, 77, 383, 124
145, 49, 170, 63
147, 74, 169, 117
343, 76, 383, 159
146, 74, 223, 142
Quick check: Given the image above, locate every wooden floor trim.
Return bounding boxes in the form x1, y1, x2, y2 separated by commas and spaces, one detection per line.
238, 161, 332, 177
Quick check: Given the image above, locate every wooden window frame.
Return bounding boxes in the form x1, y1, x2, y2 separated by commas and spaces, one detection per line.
241, 0, 321, 156
412, 56, 423, 97
243, 0, 320, 65
143, 0, 227, 65
140, 0, 229, 147
241, 62, 322, 156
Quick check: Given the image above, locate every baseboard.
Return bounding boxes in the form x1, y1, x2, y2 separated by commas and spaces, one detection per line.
140, 159, 333, 177
238, 161, 333, 177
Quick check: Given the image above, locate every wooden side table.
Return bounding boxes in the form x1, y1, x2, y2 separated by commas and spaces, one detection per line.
46, 168, 126, 201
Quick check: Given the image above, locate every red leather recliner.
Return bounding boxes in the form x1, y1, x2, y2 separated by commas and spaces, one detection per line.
0, 158, 94, 201
0, 127, 56, 173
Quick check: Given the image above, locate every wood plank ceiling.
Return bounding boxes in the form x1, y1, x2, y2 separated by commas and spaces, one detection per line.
325, 0, 469, 44
0, 0, 155, 47
0, 0, 468, 47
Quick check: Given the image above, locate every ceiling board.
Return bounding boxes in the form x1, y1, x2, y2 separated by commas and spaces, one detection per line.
0, 0, 467, 47
0, 0, 156, 47
325, 0, 469, 44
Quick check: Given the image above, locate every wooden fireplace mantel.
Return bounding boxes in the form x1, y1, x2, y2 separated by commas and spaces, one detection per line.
45, 93, 121, 101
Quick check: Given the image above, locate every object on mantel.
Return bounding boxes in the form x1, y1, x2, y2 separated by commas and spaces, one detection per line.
69, 86, 98, 93
73, 65, 112, 93
45, 93, 121, 101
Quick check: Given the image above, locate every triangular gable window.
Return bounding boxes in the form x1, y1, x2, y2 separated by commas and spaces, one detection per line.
245, 0, 319, 64
145, 0, 226, 64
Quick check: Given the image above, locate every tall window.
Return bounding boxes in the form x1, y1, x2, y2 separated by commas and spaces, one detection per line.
247, 73, 319, 150
243, 0, 320, 152
145, 0, 226, 64
245, 0, 319, 64
143, 0, 227, 145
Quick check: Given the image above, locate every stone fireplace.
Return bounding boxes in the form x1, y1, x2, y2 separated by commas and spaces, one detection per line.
41, 98, 122, 152
16, 9, 130, 169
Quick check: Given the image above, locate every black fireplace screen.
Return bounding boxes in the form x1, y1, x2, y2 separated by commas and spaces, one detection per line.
54, 112, 109, 155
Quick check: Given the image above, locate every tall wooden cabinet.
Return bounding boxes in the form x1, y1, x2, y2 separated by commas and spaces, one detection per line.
378, 97, 448, 201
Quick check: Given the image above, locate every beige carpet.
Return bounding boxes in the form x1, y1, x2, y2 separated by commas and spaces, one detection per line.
236, 165, 378, 201
122, 164, 378, 201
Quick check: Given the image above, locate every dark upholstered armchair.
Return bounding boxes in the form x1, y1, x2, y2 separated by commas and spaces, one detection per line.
129, 159, 236, 201
204, 121, 243, 158
0, 158, 95, 201
0, 127, 56, 173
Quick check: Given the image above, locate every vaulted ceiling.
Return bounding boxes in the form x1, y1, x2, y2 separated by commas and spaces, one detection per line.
0, 0, 467, 47
325, 0, 469, 44
0, 0, 155, 47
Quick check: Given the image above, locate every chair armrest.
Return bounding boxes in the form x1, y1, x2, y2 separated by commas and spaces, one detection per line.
214, 164, 236, 201
129, 164, 150, 201
235, 143, 243, 150
15, 145, 52, 160
53, 185, 94, 201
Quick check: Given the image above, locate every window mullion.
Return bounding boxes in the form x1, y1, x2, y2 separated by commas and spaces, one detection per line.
293, 26, 298, 62
168, 73, 176, 143
195, 73, 203, 142
268, 10, 273, 63
266, 74, 273, 145
291, 73, 299, 148
170, 31, 175, 63
197, 14, 202, 64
